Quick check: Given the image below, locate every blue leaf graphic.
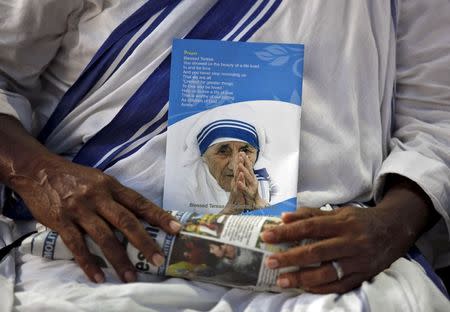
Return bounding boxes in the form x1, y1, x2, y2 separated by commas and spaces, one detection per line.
265, 45, 287, 56
270, 55, 289, 66
255, 51, 274, 61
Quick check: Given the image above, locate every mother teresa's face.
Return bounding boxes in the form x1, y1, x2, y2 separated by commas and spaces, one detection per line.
203, 141, 257, 192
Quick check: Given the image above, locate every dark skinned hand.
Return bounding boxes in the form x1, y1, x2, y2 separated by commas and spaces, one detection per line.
261, 175, 438, 294
0, 114, 181, 283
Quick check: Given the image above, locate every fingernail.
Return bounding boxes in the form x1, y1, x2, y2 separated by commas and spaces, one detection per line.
169, 220, 182, 233
261, 231, 275, 242
277, 278, 290, 288
152, 253, 165, 267
124, 270, 136, 283
266, 258, 279, 269
94, 273, 104, 283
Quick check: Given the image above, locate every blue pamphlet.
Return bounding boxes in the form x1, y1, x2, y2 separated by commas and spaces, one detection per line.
164, 39, 304, 216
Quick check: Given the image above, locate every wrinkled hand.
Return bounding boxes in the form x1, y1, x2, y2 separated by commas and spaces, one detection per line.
261, 178, 435, 294
223, 152, 267, 213
10, 155, 181, 284
231, 152, 259, 201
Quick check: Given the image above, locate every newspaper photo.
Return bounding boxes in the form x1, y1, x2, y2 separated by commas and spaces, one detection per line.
19, 211, 308, 293
164, 39, 304, 216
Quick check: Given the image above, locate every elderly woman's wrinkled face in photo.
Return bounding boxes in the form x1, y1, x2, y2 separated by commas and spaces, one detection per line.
203, 141, 257, 192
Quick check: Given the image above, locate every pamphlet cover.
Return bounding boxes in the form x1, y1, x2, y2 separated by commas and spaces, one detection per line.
164, 39, 304, 215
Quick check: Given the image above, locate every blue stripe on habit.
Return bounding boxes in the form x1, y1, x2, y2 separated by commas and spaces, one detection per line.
4, 0, 283, 219
197, 119, 258, 143
37, 0, 178, 143
73, 56, 172, 167
109, 1, 181, 79
390, 0, 398, 32
254, 168, 269, 180
97, 111, 168, 170
239, 0, 282, 42
198, 127, 260, 155
406, 246, 449, 299
74, 0, 264, 168
227, 0, 270, 41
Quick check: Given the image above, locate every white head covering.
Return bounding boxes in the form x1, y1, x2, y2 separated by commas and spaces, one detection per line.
183, 103, 269, 168
196, 119, 260, 155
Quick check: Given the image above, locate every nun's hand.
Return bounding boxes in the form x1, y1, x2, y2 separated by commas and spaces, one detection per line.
8, 151, 181, 284
234, 152, 259, 199
261, 176, 435, 293
224, 152, 268, 213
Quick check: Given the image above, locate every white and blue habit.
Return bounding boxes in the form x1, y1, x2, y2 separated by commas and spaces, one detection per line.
0, 0, 449, 310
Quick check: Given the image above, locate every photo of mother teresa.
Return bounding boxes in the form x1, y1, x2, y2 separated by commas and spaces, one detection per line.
197, 119, 274, 214
164, 101, 300, 215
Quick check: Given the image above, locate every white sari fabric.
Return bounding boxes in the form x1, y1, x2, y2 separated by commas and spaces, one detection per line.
0, 219, 448, 312
1, 0, 450, 311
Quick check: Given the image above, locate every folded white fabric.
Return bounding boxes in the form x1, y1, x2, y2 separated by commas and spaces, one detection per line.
9, 252, 450, 312
0, 217, 16, 312
2, 217, 450, 312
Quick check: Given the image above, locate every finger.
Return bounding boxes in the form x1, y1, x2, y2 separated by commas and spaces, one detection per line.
282, 207, 335, 223
236, 164, 259, 198
238, 170, 245, 185
266, 237, 357, 268
236, 172, 247, 191
275, 257, 367, 289
306, 273, 369, 294
261, 215, 341, 243
234, 160, 244, 180
238, 163, 256, 186
57, 223, 105, 284
230, 175, 238, 192
75, 207, 139, 283
277, 270, 367, 294
241, 152, 253, 171
96, 200, 166, 268
233, 166, 241, 185
234, 154, 243, 175
229, 168, 237, 190
110, 181, 181, 234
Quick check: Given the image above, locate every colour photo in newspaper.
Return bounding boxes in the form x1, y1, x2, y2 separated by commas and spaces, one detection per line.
165, 212, 299, 291
19, 211, 304, 292
164, 39, 304, 215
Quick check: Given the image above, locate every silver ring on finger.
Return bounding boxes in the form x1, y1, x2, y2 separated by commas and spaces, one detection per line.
332, 260, 344, 281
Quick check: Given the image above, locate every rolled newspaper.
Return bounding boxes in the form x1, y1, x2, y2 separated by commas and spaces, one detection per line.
19, 211, 314, 292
